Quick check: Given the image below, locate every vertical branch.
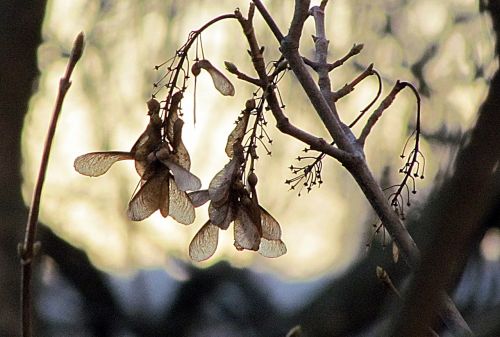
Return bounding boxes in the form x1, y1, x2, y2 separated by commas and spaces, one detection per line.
20, 32, 84, 337
280, 0, 357, 154
234, 7, 352, 163
310, 4, 333, 99
253, 1, 471, 334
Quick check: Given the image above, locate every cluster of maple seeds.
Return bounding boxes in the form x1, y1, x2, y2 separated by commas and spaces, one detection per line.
74, 87, 285, 261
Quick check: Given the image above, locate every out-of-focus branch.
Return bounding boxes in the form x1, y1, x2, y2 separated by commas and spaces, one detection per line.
254, 1, 471, 335
20, 32, 84, 337
39, 226, 123, 337
392, 2, 500, 335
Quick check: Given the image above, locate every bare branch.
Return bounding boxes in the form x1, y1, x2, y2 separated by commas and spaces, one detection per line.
358, 81, 405, 146
333, 63, 375, 101
235, 6, 352, 164
281, 5, 357, 154
327, 43, 364, 71
20, 32, 85, 337
224, 61, 263, 86
251, 0, 284, 42
288, 0, 310, 44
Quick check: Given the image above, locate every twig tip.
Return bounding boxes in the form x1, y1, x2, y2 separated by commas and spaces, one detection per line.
71, 32, 86, 63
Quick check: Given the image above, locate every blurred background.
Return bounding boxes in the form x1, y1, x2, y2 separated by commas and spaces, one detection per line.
2, 0, 499, 336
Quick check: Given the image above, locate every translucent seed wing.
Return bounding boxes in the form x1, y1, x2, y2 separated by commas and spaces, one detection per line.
130, 115, 162, 159
165, 91, 183, 144
197, 59, 235, 96
188, 190, 210, 207
159, 175, 170, 217
233, 208, 260, 251
260, 207, 282, 240
74, 151, 132, 177
168, 177, 195, 225
173, 140, 191, 171
258, 238, 287, 258
127, 172, 164, 221
225, 112, 249, 158
189, 221, 219, 262
257, 207, 286, 257
208, 202, 229, 227
219, 203, 236, 230
208, 157, 238, 206
258, 207, 286, 257
160, 158, 201, 192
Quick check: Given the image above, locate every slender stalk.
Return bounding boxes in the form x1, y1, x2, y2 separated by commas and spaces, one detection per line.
253, 0, 471, 335
20, 32, 84, 337
164, 14, 237, 109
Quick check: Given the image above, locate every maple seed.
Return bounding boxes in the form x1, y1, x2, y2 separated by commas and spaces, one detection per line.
147, 98, 160, 113
191, 62, 201, 76
248, 172, 258, 187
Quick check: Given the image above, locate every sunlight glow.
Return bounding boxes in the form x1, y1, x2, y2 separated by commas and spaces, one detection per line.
22, 0, 496, 279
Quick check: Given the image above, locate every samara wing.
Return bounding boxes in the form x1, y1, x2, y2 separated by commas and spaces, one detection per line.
233, 208, 260, 251
74, 151, 133, 177
197, 59, 235, 96
258, 207, 287, 257
189, 221, 219, 262
208, 157, 239, 206
168, 177, 195, 225
127, 172, 165, 221
188, 190, 210, 207
225, 112, 249, 158
160, 158, 201, 192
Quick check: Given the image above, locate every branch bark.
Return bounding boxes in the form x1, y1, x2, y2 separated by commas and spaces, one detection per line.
0, 2, 47, 335
253, 0, 472, 334
20, 32, 84, 337
392, 2, 500, 335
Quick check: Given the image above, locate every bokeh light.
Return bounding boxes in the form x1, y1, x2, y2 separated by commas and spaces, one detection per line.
22, 0, 496, 279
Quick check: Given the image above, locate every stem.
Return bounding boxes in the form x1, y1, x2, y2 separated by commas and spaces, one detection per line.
235, 6, 352, 163
20, 32, 84, 337
254, 1, 471, 334
164, 13, 237, 109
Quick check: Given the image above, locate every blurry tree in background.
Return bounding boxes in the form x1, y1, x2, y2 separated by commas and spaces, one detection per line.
1, 0, 499, 336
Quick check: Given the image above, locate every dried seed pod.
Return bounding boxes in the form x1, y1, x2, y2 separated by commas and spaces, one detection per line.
197, 59, 235, 96
74, 152, 133, 177
225, 111, 249, 158
191, 61, 201, 76
189, 221, 219, 262
147, 98, 161, 114
248, 172, 258, 187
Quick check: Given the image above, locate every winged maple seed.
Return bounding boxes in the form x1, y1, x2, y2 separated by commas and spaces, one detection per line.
191, 59, 235, 96
74, 92, 201, 225
188, 112, 287, 261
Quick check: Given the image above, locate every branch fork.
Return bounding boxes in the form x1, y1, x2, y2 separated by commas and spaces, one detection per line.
250, 0, 471, 335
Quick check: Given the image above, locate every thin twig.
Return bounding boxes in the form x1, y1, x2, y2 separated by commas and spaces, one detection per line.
252, 0, 284, 42
328, 43, 364, 71
20, 32, 85, 337
333, 63, 375, 101
225, 61, 264, 86
235, 6, 353, 164
358, 81, 405, 146
254, 1, 471, 335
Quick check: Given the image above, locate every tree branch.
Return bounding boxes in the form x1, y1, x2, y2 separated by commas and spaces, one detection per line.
358, 80, 405, 146
391, 3, 500, 335
234, 7, 353, 164
254, 1, 471, 334
20, 32, 84, 337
